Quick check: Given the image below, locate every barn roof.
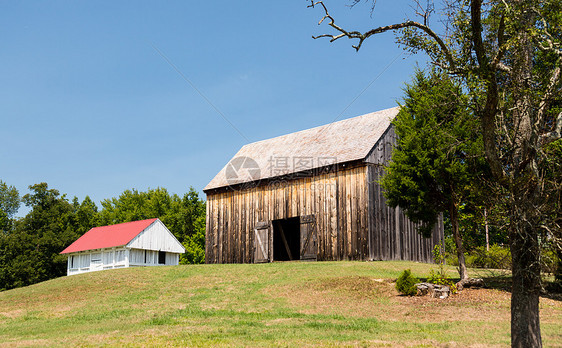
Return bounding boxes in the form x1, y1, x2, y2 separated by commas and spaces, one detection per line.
204, 106, 399, 191
60, 218, 158, 254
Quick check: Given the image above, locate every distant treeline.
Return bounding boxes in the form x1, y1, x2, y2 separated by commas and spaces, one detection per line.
0, 181, 205, 291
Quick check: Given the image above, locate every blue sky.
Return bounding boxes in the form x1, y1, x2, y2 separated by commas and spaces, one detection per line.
0, 1, 429, 216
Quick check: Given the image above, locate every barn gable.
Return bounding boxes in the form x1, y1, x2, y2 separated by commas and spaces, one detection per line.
127, 219, 185, 253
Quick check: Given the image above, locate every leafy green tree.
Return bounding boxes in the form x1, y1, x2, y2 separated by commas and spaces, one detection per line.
174, 188, 206, 264
98, 186, 206, 264
310, 1, 562, 345
98, 187, 178, 225
71, 196, 100, 236
0, 211, 7, 233
0, 183, 78, 290
0, 180, 20, 232
181, 218, 206, 264
382, 69, 483, 282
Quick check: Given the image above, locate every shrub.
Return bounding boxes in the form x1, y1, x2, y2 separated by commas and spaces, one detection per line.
396, 269, 419, 296
445, 253, 459, 266
427, 269, 458, 294
180, 228, 206, 264
469, 245, 511, 269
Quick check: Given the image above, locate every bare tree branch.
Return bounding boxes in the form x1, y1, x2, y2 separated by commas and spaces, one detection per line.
309, 1, 458, 71
410, 0, 434, 26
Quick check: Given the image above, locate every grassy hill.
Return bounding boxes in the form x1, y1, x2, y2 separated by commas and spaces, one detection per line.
0, 261, 560, 347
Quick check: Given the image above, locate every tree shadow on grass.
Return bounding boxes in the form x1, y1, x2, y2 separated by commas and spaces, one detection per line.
467, 268, 562, 301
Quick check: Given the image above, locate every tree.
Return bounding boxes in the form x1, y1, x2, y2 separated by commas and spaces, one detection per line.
382, 69, 483, 284
0, 180, 20, 231
71, 196, 100, 236
0, 183, 78, 290
310, 1, 562, 346
174, 188, 206, 264
98, 187, 206, 264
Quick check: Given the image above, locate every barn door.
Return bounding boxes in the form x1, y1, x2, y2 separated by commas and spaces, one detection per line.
300, 215, 317, 260
254, 221, 271, 263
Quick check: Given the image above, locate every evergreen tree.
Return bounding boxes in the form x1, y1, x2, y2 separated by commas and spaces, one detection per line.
382, 69, 484, 282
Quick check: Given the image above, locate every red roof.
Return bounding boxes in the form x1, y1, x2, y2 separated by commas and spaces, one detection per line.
60, 218, 158, 254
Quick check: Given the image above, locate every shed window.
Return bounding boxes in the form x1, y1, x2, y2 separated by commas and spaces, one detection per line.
91, 253, 102, 265
70, 255, 75, 268
158, 251, 166, 265
103, 251, 113, 265
79, 254, 90, 268
115, 250, 125, 263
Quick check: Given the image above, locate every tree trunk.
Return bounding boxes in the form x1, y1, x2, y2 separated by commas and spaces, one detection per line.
484, 208, 489, 252
449, 200, 469, 281
510, 222, 542, 348
508, 3, 543, 345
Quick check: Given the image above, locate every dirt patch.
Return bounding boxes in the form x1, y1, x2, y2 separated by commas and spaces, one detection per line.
267, 276, 397, 318
0, 309, 25, 319
315, 276, 396, 299
0, 339, 51, 347
392, 287, 512, 322
269, 275, 546, 324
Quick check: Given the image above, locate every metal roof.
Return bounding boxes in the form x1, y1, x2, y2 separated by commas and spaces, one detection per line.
204, 107, 399, 191
60, 218, 158, 254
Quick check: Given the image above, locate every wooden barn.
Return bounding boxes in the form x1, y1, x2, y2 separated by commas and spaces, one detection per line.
60, 218, 185, 275
204, 107, 443, 264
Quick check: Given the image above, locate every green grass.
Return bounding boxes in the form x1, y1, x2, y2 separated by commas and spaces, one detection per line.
0, 261, 560, 347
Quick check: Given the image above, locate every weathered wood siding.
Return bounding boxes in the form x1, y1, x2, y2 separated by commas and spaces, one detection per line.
364, 125, 443, 262
205, 165, 370, 263
206, 125, 443, 264
367, 165, 443, 262
364, 125, 397, 165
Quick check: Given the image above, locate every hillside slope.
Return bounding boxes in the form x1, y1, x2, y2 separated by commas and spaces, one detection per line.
0, 261, 560, 347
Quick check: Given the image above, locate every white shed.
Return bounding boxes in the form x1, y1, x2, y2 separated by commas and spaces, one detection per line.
60, 218, 186, 275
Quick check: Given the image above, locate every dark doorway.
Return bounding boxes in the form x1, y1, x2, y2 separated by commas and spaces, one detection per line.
158, 251, 166, 264
272, 217, 300, 261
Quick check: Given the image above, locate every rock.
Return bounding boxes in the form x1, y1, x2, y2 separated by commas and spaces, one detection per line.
432, 285, 450, 299
415, 282, 451, 298
464, 278, 484, 288
456, 278, 485, 291
415, 282, 434, 296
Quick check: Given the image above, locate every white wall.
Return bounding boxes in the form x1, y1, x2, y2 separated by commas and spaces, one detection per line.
67, 247, 181, 275
127, 220, 185, 253
67, 248, 129, 275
